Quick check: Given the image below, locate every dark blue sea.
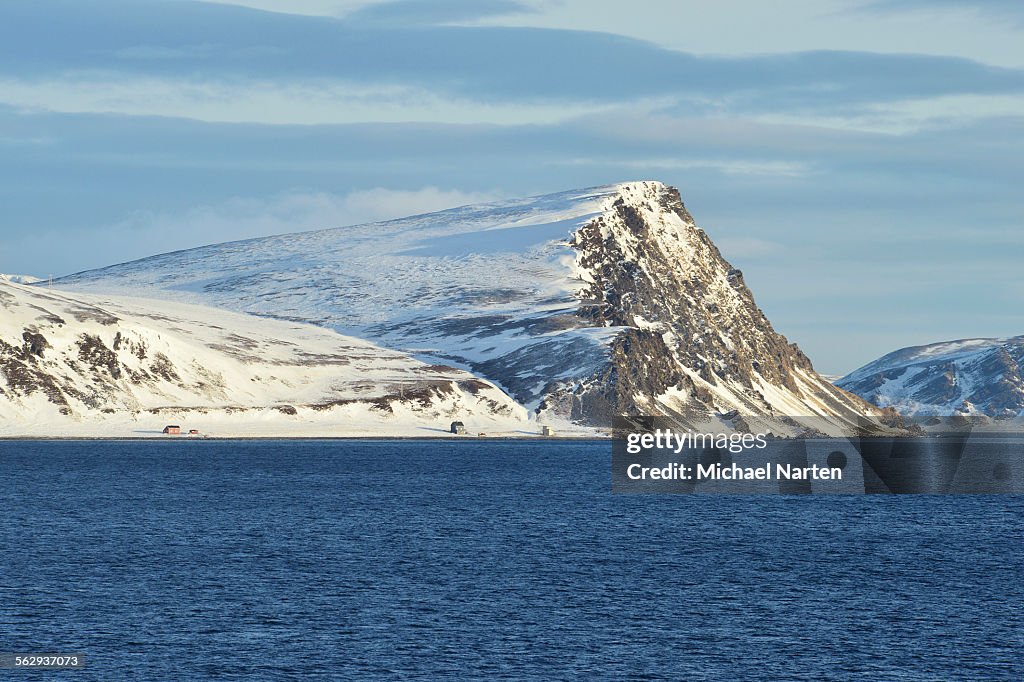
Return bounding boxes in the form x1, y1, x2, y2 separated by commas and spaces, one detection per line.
1, 440, 1021, 680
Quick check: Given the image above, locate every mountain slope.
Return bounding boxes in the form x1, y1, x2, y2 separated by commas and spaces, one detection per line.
56, 180, 880, 432
838, 336, 1024, 417
0, 280, 528, 436
1, 273, 42, 284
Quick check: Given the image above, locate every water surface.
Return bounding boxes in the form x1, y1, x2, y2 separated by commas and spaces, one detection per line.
1, 440, 1020, 680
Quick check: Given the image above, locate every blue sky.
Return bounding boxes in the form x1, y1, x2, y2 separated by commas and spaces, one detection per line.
1, 0, 1022, 373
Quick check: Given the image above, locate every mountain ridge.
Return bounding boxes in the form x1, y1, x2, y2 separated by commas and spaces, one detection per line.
46, 180, 880, 433
839, 335, 1024, 417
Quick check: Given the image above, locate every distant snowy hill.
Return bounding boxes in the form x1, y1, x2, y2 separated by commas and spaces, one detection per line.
54, 180, 880, 433
0, 280, 528, 437
1, 273, 42, 284
838, 336, 1024, 417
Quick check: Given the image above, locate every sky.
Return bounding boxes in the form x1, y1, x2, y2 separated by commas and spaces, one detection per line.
1, 0, 1022, 374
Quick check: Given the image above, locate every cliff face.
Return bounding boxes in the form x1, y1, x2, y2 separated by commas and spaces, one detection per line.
839, 336, 1024, 417
536, 182, 877, 430
53, 180, 880, 432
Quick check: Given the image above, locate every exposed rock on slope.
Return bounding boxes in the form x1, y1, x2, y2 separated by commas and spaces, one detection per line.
535, 184, 880, 429
56, 180, 880, 432
838, 336, 1024, 417
0, 280, 527, 436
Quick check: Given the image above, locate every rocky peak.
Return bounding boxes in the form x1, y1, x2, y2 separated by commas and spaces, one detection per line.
543, 180, 872, 427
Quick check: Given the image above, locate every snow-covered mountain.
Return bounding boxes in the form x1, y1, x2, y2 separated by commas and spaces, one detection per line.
838, 336, 1024, 417
53, 180, 880, 433
1, 273, 42, 284
0, 279, 528, 437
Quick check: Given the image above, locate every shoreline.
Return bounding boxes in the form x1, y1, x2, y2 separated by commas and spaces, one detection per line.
0, 435, 611, 442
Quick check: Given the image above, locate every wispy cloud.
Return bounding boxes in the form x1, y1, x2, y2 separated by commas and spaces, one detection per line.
3, 1, 1023, 127
856, 0, 1024, 26
345, 0, 534, 25
558, 157, 815, 178
0, 75, 637, 125
178, 0, 374, 17
336, 187, 502, 220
